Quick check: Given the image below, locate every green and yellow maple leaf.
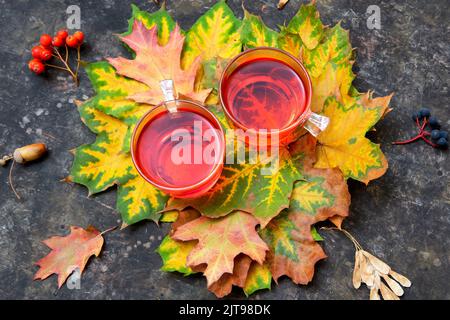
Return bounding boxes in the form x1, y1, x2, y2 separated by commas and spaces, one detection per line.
123, 4, 176, 46
241, 9, 278, 48
167, 147, 303, 228
181, 0, 241, 70
157, 209, 200, 275
172, 211, 268, 286
117, 170, 169, 226
277, 27, 302, 57
302, 24, 352, 78
181, 0, 242, 104
159, 210, 179, 223
284, 2, 358, 113
315, 96, 389, 184
68, 101, 134, 194
264, 137, 347, 277
157, 235, 198, 276
286, 1, 323, 50
85, 62, 151, 125
69, 100, 167, 224
243, 262, 272, 296
310, 62, 355, 113
261, 136, 350, 284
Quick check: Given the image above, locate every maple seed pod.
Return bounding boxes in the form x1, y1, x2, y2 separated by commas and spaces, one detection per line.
13, 143, 47, 164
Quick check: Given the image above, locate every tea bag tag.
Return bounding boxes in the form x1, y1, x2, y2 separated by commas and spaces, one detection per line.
160, 79, 177, 113
304, 113, 330, 137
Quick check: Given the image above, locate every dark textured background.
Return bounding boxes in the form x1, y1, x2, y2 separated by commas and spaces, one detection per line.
0, 0, 448, 300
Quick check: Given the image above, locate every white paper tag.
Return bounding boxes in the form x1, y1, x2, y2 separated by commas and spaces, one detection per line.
304, 113, 330, 137
160, 80, 177, 113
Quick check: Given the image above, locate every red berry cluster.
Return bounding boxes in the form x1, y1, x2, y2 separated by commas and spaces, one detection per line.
28, 30, 85, 85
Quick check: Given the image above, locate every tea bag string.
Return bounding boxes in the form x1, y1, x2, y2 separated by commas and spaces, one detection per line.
160, 79, 177, 113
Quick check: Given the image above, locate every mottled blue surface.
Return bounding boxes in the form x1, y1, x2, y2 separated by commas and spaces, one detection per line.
0, 0, 448, 299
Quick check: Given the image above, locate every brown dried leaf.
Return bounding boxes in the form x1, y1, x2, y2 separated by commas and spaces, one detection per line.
352, 250, 362, 289
362, 250, 390, 275
389, 270, 412, 288
370, 287, 380, 300
360, 255, 374, 287
382, 274, 404, 296
374, 271, 381, 290
379, 282, 400, 300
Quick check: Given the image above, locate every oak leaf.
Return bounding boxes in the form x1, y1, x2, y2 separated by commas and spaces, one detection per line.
208, 255, 253, 298
172, 211, 268, 286
34, 226, 105, 288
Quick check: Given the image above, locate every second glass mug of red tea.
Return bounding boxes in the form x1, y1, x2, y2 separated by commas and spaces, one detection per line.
131, 98, 225, 198
219, 47, 329, 146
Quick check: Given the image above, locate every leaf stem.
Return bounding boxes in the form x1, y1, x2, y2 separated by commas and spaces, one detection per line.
100, 225, 118, 235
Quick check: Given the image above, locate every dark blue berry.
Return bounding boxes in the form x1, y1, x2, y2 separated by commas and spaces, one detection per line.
439, 130, 448, 140
429, 116, 441, 129
412, 112, 420, 122
431, 129, 441, 140
419, 108, 431, 118
437, 137, 448, 149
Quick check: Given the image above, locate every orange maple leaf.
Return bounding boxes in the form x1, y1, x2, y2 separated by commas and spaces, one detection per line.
108, 20, 211, 105
34, 226, 105, 288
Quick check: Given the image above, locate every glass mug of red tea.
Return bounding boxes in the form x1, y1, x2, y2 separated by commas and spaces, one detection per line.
219, 47, 329, 145
131, 80, 225, 198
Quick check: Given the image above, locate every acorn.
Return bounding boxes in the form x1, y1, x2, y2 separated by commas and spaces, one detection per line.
1, 143, 47, 200
12, 143, 47, 164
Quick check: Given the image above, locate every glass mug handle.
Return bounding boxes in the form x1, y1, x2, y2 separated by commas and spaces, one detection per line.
160, 79, 177, 113
304, 113, 330, 137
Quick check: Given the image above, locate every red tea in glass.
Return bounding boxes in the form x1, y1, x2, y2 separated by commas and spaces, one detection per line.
220, 47, 328, 145
131, 100, 225, 198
